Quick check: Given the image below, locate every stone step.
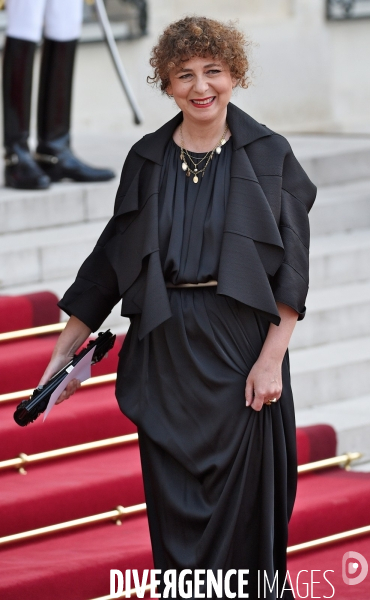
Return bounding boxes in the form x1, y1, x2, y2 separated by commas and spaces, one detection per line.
1, 223, 369, 330
1, 134, 370, 235
0, 220, 107, 288
0, 179, 118, 235
4, 276, 369, 350
2, 173, 369, 238
310, 227, 370, 289
1, 204, 370, 290
295, 394, 370, 463
309, 178, 370, 236
290, 335, 370, 410
290, 280, 370, 349
287, 134, 370, 187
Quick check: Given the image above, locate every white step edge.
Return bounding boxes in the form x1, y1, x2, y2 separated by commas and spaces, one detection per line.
0, 179, 118, 235
290, 335, 370, 409
0, 219, 108, 252
306, 280, 370, 312
310, 178, 370, 236
310, 228, 370, 289
291, 280, 370, 349
310, 228, 370, 257
0, 221, 109, 288
291, 335, 370, 373
300, 147, 370, 187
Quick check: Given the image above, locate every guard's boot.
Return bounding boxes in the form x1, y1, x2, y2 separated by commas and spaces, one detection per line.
35, 38, 115, 183
2, 37, 50, 189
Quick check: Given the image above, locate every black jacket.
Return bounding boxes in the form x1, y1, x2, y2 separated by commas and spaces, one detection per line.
59, 103, 317, 338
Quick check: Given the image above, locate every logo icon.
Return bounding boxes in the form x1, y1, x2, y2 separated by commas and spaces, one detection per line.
342, 551, 368, 586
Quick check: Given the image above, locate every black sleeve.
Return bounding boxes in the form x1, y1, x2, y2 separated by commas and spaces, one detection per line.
58, 147, 146, 330
58, 225, 121, 332
57, 147, 143, 331
271, 145, 317, 320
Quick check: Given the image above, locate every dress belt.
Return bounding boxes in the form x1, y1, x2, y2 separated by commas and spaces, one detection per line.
165, 280, 218, 288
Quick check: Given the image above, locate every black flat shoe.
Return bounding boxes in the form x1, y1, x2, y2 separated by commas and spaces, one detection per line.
35, 137, 115, 183
5, 144, 51, 190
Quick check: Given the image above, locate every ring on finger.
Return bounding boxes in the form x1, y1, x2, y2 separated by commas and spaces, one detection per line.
265, 397, 277, 406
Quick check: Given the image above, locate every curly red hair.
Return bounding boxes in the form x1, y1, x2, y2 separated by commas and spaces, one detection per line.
148, 16, 251, 92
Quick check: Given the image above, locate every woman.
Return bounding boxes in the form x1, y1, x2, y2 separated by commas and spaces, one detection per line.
40, 16, 316, 599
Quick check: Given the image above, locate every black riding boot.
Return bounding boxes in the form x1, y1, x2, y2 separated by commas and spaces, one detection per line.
2, 36, 50, 189
35, 38, 115, 183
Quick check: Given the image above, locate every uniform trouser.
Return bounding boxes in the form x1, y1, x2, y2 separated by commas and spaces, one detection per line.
6, 0, 83, 42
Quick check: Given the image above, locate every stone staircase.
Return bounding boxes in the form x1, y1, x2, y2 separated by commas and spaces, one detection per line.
0, 179, 127, 330
1, 133, 370, 460
287, 140, 370, 462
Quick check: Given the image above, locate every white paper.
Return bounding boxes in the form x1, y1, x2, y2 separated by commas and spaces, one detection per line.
43, 346, 95, 421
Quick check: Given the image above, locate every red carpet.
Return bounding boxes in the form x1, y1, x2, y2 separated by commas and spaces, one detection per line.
290, 469, 370, 545
1, 301, 370, 599
0, 383, 135, 459
0, 292, 60, 333
0, 333, 125, 394
296, 424, 337, 465
0, 443, 144, 537
0, 515, 152, 600
2, 402, 369, 599
288, 534, 370, 599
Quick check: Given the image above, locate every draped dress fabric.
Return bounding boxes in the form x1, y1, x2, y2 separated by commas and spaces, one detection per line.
116, 138, 297, 599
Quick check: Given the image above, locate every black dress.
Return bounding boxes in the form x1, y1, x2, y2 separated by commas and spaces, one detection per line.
116, 138, 297, 599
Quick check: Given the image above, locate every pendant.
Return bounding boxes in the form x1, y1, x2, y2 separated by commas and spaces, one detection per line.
194, 168, 198, 173
193, 175, 199, 183
215, 146, 222, 155
221, 138, 226, 146
186, 170, 191, 177
182, 162, 188, 172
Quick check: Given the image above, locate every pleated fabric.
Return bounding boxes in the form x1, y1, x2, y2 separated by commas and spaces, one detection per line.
116, 139, 297, 599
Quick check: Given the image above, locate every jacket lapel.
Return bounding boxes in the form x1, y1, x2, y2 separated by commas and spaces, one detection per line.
114, 165, 142, 217
128, 101, 285, 268
109, 160, 163, 288
219, 106, 284, 321
217, 144, 284, 323
225, 145, 284, 273
133, 112, 183, 165
107, 158, 172, 339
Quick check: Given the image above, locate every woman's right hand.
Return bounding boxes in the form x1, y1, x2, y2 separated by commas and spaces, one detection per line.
38, 315, 91, 405
39, 352, 81, 405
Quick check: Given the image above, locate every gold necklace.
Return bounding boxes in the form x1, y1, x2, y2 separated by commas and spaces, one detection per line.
184, 150, 211, 171
180, 123, 229, 184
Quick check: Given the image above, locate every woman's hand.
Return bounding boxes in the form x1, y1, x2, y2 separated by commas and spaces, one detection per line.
39, 352, 82, 405
54, 379, 82, 405
245, 357, 282, 411
245, 302, 299, 411
38, 315, 91, 406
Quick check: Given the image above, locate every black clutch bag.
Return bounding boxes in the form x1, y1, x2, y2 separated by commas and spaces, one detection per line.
13, 330, 116, 427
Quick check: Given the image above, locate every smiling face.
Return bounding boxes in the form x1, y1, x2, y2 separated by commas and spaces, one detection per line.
166, 56, 237, 126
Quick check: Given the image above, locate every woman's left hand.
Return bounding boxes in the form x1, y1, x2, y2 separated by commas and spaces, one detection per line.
245, 357, 282, 411
244, 302, 299, 411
